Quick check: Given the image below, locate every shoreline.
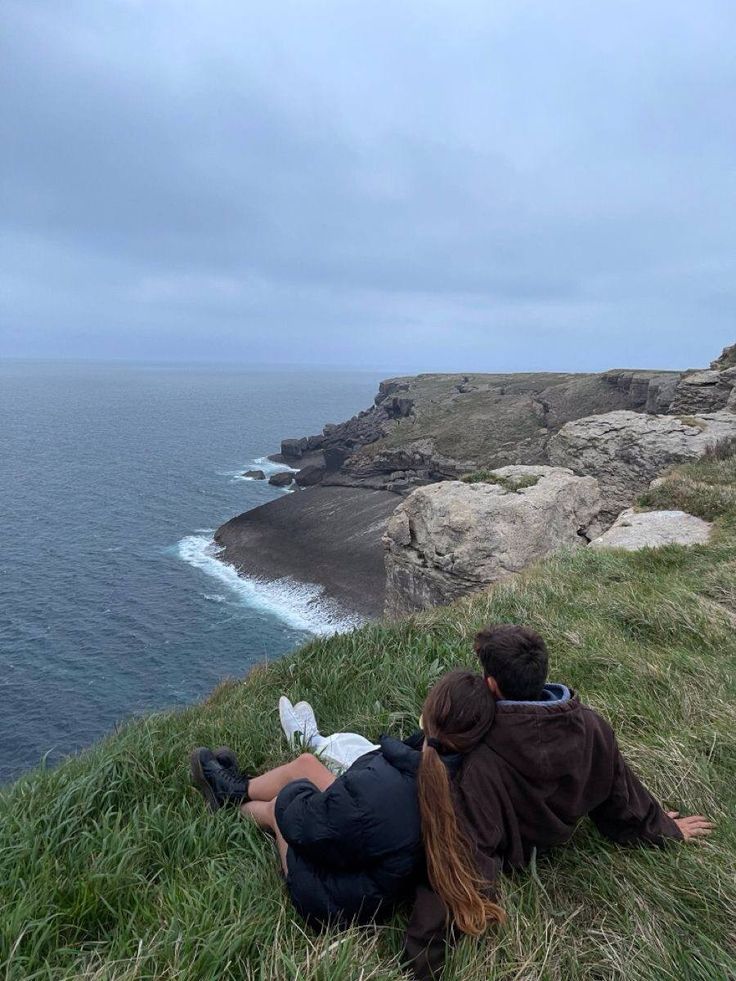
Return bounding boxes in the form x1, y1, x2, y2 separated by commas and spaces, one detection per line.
214, 486, 400, 620
177, 533, 365, 635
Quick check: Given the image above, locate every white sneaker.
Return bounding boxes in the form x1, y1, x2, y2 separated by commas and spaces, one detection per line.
279, 696, 318, 749
293, 700, 320, 737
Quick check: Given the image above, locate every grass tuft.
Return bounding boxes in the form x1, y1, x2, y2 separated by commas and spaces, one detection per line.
1, 454, 735, 979
461, 471, 540, 492
677, 416, 707, 430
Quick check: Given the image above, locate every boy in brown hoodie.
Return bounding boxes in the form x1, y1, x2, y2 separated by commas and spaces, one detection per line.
403, 624, 714, 979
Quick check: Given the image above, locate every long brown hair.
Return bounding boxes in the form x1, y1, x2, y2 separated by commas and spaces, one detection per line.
418, 669, 506, 935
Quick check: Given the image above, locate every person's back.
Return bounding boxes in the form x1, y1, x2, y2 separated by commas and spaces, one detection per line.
463, 687, 678, 867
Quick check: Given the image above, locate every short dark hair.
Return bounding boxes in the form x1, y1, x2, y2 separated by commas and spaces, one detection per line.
474, 624, 548, 700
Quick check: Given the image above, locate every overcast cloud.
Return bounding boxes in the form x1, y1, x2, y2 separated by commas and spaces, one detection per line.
1, 0, 734, 371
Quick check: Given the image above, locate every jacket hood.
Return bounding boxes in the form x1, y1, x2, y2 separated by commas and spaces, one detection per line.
486, 686, 588, 782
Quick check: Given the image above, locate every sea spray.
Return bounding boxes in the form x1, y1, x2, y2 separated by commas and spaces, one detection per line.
217, 455, 300, 483
177, 534, 364, 636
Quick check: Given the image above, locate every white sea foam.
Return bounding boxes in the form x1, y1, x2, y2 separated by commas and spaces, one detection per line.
177, 534, 363, 636
232, 474, 295, 493
218, 455, 300, 481
253, 455, 299, 473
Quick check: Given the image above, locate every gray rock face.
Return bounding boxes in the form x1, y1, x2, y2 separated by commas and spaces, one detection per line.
711, 342, 736, 370
669, 369, 735, 414
280, 437, 310, 460
295, 462, 327, 487
549, 409, 736, 522
324, 438, 469, 493
645, 374, 679, 414
243, 469, 266, 480
589, 508, 712, 550
269, 471, 295, 488
383, 465, 601, 616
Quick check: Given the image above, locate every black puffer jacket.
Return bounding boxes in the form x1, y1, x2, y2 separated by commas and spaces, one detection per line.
274, 734, 460, 927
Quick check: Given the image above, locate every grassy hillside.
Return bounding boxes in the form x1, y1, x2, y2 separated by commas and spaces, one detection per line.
2, 451, 735, 980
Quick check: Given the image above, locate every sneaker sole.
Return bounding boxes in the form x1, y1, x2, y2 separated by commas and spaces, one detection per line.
189, 748, 221, 813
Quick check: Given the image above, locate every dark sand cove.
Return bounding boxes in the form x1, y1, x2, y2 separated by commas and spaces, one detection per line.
214, 487, 399, 619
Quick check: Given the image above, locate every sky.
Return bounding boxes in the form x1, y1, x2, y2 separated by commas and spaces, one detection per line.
1, 1, 734, 373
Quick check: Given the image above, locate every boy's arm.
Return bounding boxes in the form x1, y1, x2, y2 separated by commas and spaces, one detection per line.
589, 733, 686, 846
401, 884, 451, 981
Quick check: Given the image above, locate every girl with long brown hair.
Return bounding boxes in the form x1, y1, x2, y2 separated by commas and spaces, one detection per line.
418, 669, 506, 935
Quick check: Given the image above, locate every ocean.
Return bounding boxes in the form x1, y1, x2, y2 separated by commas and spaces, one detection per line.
0, 360, 384, 783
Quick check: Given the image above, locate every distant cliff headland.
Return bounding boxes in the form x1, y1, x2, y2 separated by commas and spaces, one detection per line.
215, 345, 736, 619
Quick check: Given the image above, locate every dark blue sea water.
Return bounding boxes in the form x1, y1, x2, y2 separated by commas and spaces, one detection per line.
0, 361, 384, 783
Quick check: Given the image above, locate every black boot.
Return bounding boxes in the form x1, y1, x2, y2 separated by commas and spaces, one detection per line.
190, 747, 250, 812
213, 745, 241, 772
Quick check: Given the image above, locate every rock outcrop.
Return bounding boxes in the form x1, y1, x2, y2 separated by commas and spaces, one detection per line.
383, 466, 601, 616
269, 471, 295, 488
294, 462, 327, 487
243, 469, 266, 480
549, 409, 736, 522
669, 368, 736, 414
711, 343, 736, 370
215, 487, 400, 619
589, 508, 712, 550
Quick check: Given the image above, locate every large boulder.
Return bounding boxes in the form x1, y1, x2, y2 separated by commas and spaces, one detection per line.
269, 471, 295, 488
295, 462, 327, 487
549, 409, 736, 522
243, 469, 266, 480
669, 369, 735, 414
589, 508, 712, 550
280, 437, 309, 460
383, 466, 601, 616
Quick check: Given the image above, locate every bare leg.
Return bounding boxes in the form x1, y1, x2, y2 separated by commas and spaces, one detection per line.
247, 752, 335, 801
242, 798, 289, 874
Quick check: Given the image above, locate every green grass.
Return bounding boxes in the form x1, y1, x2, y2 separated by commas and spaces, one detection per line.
460, 470, 540, 491
676, 416, 707, 430
2, 455, 736, 980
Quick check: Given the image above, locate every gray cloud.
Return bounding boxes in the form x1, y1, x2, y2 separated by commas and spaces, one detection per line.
1, 0, 734, 370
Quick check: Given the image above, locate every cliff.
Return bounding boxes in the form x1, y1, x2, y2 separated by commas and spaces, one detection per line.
217, 365, 680, 614
214, 486, 398, 619
274, 369, 680, 493
216, 346, 736, 621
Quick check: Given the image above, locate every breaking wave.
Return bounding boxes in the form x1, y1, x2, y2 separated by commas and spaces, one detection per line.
177, 534, 363, 636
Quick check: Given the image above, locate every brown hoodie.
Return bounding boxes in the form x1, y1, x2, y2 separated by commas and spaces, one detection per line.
402, 688, 682, 979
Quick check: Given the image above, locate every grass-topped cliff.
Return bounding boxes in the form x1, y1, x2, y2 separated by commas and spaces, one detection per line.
2, 451, 735, 980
